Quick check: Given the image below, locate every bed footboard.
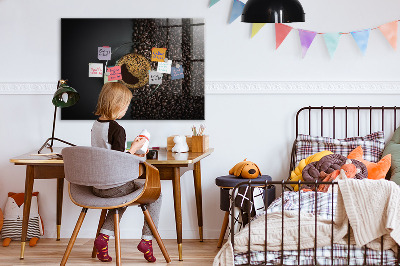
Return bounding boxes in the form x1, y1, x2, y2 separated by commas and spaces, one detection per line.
230, 180, 400, 266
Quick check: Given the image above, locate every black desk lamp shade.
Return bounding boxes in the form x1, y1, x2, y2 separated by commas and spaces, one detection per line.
38, 80, 80, 153
241, 0, 305, 23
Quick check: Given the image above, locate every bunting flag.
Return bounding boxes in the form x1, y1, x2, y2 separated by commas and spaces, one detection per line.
251, 23, 266, 38
378, 21, 398, 50
323, 33, 341, 58
351, 29, 370, 55
209, 1, 400, 58
229, 0, 245, 24
209, 0, 220, 7
275, 23, 293, 49
298, 29, 317, 58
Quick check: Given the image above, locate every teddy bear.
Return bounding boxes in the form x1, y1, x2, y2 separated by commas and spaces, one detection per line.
1, 192, 44, 247
172, 135, 189, 153
229, 159, 261, 179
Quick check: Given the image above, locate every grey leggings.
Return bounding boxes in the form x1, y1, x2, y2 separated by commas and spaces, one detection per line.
92, 180, 162, 240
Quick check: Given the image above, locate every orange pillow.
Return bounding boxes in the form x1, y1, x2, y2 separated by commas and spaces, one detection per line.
347, 146, 391, 180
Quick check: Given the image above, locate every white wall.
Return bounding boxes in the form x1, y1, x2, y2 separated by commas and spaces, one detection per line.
1, 0, 400, 240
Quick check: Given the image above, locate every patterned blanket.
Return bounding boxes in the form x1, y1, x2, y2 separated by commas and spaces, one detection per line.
214, 190, 397, 266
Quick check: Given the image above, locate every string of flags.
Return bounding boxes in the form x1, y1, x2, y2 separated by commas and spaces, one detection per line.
210, 0, 399, 58
88, 46, 184, 83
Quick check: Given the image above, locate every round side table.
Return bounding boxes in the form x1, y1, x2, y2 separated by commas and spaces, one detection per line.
215, 175, 275, 248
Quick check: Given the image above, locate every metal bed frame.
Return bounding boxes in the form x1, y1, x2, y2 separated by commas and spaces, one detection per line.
230, 106, 400, 266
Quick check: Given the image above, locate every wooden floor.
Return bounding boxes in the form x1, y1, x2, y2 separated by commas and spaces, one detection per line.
0, 239, 221, 265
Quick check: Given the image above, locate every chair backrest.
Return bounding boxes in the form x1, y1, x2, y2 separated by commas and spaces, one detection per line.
62, 146, 145, 187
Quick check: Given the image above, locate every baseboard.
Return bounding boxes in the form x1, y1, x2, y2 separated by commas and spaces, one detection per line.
1, 81, 400, 94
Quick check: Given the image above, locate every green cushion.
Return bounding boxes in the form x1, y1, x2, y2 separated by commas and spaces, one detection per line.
382, 126, 400, 184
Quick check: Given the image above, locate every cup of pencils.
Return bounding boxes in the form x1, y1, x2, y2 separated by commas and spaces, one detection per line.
191, 124, 209, 152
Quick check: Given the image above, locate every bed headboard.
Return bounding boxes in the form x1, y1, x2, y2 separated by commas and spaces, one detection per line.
290, 106, 400, 179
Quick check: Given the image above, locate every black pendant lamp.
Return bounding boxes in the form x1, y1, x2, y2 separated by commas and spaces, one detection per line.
242, 0, 305, 23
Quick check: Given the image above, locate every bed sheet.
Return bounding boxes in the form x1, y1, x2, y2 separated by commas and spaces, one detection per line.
234, 191, 397, 265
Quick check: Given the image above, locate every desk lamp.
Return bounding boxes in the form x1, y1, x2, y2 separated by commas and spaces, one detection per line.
241, 0, 305, 23
38, 80, 80, 154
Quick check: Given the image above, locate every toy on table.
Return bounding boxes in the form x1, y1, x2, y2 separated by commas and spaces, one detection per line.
172, 135, 189, 153
229, 159, 261, 179
1, 192, 44, 247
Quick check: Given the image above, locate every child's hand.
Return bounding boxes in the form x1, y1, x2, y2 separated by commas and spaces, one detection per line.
129, 137, 147, 155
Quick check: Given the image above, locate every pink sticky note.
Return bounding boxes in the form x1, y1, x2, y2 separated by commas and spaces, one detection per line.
107, 66, 122, 81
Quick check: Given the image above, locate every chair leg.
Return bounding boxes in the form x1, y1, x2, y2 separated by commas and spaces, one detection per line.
91, 209, 108, 258
114, 209, 121, 266
141, 205, 171, 263
217, 211, 230, 248
60, 208, 88, 266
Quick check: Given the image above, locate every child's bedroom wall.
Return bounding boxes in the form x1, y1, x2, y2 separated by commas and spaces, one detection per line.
1, 0, 400, 239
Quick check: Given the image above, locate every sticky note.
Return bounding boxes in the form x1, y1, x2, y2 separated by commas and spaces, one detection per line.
171, 66, 184, 80
98, 46, 111, 60
149, 71, 163, 85
107, 66, 122, 81
89, 63, 103, 77
157, 60, 172, 74
151, 48, 167, 62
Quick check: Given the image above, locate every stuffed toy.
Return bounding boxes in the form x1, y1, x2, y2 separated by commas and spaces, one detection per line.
1, 192, 44, 247
289, 150, 333, 191
172, 135, 189, 153
348, 146, 391, 180
229, 159, 261, 179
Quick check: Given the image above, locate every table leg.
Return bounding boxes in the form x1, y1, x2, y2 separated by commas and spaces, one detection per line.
172, 167, 183, 261
56, 178, 64, 241
193, 161, 203, 242
20, 165, 35, 259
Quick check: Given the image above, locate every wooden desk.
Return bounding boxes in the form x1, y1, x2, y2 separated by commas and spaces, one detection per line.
10, 147, 213, 261
146, 148, 213, 260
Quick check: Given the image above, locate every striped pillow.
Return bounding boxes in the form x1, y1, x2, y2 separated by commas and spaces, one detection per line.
294, 131, 385, 166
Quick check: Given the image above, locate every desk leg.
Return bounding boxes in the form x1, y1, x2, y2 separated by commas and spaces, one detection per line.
20, 165, 34, 259
193, 161, 203, 242
172, 167, 183, 261
56, 178, 64, 241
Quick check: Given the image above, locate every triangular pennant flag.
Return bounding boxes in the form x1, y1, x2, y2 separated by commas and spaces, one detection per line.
251, 23, 266, 38
323, 33, 341, 58
275, 23, 293, 49
229, 0, 245, 24
298, 29, 317, 58
351, 29, 370, 55
378, 21, 398, 50
209, 0, 220, 7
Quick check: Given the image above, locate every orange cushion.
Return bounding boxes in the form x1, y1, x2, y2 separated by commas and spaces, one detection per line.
347, 146, 391, 180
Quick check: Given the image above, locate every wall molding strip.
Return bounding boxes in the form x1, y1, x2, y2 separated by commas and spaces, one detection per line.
1, 81, 400, 95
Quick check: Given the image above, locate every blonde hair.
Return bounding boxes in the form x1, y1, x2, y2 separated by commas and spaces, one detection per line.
95, 82, 133, 120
